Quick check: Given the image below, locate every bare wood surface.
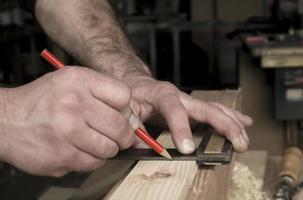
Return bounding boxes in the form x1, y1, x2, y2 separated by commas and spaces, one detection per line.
40, 151, 269, 200
234, 151, 268, 181
227, 151, 268, 200
105, 132, 199, 200
39, 187, 76, 200
106, 90, 241, 200
36, 90, 240, 200
70, 160, 134, 200
205, 133, 225, 153
186, 90, 240, 200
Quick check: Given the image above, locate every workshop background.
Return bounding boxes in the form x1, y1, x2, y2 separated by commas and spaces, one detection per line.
0, 0, 302, 199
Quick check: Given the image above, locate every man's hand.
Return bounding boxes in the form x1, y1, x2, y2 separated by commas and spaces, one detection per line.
126, 77, 253, 154
34, 0, 253, 153
0, 67, 135, 177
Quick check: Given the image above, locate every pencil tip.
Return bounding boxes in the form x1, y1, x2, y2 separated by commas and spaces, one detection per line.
160, 149, 173, 160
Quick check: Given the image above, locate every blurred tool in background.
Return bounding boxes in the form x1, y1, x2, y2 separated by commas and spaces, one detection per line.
273, 147, 303, 200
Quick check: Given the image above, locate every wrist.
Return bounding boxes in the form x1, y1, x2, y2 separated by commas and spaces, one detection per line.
0, 88, 11, 161
0, 88, 11, 125
92, 53, 153, 79
123, 75, 155, 87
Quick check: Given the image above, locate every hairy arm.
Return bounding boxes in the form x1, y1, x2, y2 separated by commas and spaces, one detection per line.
35, 0, 253, 154
35, 0, 151, 79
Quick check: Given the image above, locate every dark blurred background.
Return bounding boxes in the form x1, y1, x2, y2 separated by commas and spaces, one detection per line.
0, 0, 251, 90
2, 0, 303, 199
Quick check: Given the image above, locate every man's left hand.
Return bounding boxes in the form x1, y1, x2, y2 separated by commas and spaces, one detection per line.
125, 77, 253, 154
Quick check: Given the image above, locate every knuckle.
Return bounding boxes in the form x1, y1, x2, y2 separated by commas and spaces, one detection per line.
106, 113, 133, 149
120, 132, 134, 149
206, 104, 223, 119
61, 67, 85, 82
104, 141, 119, 157
89, 160, 106, 170
97, 138, 118, 158
224, 114, 236, 125
112, 114, 129, 135
158, 81, 177, 92
82, 160, 106, 172
57, 91, 82, 108
226, 121, 242, 137
56, 149, 77, 167
222, 115, 235, 128
116, 81, 132, 106
166, 105, 187, 122
96, 139, 110, 158
170, 103, 186, 113
205, 104, 243, 139
157, 82, 178, 96
53, 116, 80, 137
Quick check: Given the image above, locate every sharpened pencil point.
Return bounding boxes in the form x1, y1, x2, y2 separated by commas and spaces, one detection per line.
160, 149, 173, 160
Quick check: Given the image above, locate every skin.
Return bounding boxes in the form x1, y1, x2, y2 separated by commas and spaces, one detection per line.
0, 67, 135, 176
0, 0, 253, 177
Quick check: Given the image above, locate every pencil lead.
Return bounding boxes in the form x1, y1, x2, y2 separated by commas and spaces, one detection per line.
160, 149, 173, 160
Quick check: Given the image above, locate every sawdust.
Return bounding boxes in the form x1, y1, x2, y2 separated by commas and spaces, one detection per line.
228, 162, 270, 200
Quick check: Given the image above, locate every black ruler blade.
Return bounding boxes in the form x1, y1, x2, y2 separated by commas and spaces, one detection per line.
111, 149, 196, 161
111, 126, 233, 165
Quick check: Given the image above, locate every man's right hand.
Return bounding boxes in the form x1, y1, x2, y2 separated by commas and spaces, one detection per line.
0, 67, 135, 177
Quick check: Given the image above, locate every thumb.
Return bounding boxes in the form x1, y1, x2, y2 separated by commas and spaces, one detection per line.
120, 107, 149, 148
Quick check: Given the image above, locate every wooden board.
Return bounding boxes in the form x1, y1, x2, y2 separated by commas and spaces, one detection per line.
260, 47, 303, 68
185, 90, 241, 200
41, 90, 240, 200
105, 90, 241, 200
227, 151, 268, 200
234, 151, 268, 181
39, 187, 76, 200
262, 55, 303, 68
39, 151, 268, 200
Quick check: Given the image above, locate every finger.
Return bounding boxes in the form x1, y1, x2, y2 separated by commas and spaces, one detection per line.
155, 94, 194, 154
84, 97, 135, 149
121, 106, 141, 131
71, 127, 120, 159
121, 107, 148, 148
72, 67, 132, 109
234, 110, 253, 126
210, 102, 250, 144
89, 75, 131, 109
181, 95, 248, 152
71, 151, 106, 172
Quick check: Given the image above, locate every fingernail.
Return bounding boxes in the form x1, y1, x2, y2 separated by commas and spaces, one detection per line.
232, 135, 248, 152
244, 115, 253, 122
240, 134, 247, 145
181, 139, 195, 154
129, 113, 140, 130
242, 130, 250, 144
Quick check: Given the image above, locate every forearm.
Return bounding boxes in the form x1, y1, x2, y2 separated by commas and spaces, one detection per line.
0, 88, 10, 161
35, 0, 152, 79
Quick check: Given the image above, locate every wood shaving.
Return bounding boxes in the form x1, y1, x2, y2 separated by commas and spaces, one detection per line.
228, 161, 270, 200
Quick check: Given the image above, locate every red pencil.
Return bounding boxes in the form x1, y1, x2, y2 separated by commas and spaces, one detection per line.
40, 49, 172, 160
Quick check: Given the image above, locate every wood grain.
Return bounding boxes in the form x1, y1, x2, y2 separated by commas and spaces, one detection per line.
205, 133, 225, 153
106, 128, 202, 200
227, 151, 268, 200
70, 160, 134, 200
39, 187, 75, 200
106, 90, 241, 200
186, 90, 241, 200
